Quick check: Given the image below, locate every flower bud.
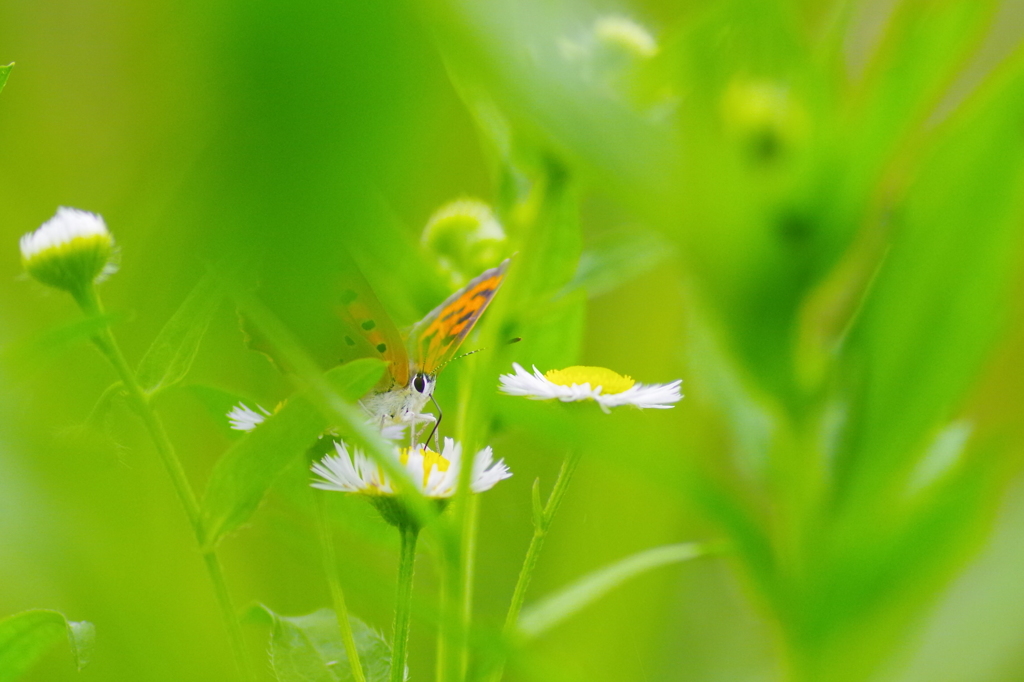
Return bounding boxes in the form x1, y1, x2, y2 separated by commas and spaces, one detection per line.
421, 199, 506, 288
20, 207, 117, 295
720, 80, 807, 164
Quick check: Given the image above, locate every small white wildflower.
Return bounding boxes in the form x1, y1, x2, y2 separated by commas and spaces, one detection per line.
499, 363, 683, 413
20, 207, 117, 293
311, 437, 511, 499
227, 402, 271, 432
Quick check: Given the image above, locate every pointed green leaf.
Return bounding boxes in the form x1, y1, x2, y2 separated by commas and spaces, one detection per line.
563, 229, 674, 299
199, 358, 386, 548
0, 64, 12, 96
64, 620, 95, 671
136, 273, 224, 395
517, 542, 713, 638
3, 312, 125, 374
839, 74, 1024, 500
0, 609, 95, 680
530, 478, 544, 530
248, 605, 390, 682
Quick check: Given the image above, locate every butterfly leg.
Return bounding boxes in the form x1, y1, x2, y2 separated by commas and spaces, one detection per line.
427, 394, 443, 452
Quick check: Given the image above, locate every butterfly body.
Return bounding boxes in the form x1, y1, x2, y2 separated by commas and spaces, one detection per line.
340, 259, 510, 439
362, 371, 437, 431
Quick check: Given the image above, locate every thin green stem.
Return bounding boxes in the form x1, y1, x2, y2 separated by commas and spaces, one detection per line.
202, 550, 253, 681
458, 494, 479, 679
437, 375, 482, 682
435, 548, 454, 682
76, 284, 255, 682
391, 524, 419, 682
315, 492, 366, 682
489, 449, 583, 682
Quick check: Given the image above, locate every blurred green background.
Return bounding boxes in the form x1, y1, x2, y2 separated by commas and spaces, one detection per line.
3, 0, 1024, 680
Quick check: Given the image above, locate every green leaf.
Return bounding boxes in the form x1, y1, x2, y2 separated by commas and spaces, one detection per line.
517, 542, 712, 638
136, 273, 223, 396
199, 358, 386, 548
3, 312, 125, 375
172, 383, 253, 438
248, 605, 390, 682
0, 609, 95, 680
838, 73, 1024, 502
0, 63, 12, 96
530, 478, 544, 529
563, 229, 674, 299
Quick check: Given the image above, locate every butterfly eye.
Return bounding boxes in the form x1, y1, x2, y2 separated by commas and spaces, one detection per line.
413, 374, 428, 393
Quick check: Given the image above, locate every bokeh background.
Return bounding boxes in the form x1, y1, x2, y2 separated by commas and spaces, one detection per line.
3, 0, 1024, 680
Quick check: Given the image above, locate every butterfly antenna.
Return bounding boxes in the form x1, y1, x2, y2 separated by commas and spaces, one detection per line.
436, 337, 523, 373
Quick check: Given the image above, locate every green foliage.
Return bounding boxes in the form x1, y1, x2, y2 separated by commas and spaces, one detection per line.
0, 63, 11, 96
0, 610, 94, 680
565, 229, 674, 299
248, 605, 391, 682
6, 1, 1024, 681
135, 273, 224, 396
517, 543, 712, 638
199, 359, 386, 548
3, 312, 125, 374
429, 0, 1024, 679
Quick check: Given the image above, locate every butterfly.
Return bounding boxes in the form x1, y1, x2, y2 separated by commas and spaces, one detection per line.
338, 258, 510, 444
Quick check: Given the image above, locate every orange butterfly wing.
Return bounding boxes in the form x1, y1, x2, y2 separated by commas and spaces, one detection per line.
412, 259, 510, 375
336, 273, 410, 388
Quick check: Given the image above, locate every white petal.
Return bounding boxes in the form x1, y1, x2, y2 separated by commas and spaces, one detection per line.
226, 402, 271, 431
595, 380, 684, 410
20, 207, 111, 260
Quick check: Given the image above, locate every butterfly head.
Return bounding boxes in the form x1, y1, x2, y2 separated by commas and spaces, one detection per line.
411, 371, 436, 398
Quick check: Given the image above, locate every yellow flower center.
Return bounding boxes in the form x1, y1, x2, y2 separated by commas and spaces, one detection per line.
400, 447, 451, 487
544, 366, 636, 394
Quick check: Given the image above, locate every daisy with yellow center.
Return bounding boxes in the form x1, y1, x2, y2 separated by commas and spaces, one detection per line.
499, 363, 683, 413
310, 437, 511, 499
311, 437, 508, 682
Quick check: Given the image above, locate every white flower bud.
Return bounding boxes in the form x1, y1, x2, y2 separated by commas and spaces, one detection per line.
20, 207, 117, 294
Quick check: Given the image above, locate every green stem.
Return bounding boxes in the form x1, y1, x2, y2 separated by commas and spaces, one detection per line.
458, 494, 479, 679
490, 450, 583, 682
437, 386, 481, 682
203, 550, 253, 680
435, 551, 452, 682
315, 492, 366, 682
76, 284, 255, 682
391, 524, 420, 682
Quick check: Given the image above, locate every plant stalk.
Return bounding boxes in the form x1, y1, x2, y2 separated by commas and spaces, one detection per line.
315, 492, 366, 682
490, 449, 583, 682
77, 284, 255, 682
391, 524, 420, 682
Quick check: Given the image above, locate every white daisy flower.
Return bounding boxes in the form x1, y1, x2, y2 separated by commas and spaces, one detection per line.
311, 437, 511, 499
499, 363, 683, 413
227, 402, 271, 432
20, 207, 118, 293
